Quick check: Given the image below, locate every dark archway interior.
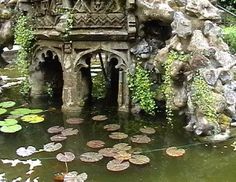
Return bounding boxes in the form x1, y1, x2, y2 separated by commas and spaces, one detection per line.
79, 53, 120, 107
40, 50, 64, 100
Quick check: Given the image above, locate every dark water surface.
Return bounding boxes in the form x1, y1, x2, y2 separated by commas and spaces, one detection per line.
0, 91, 236, 182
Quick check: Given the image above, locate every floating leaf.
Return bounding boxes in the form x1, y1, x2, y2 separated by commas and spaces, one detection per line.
56, 152, 75, 162
113, 143, 131, 151
80, 152, 103, 163
10, 108, 32, 116
104, 124, 120, 131
0, 124, 22, 133
61, 128, 79, 136
64, 172, 88, 182
129, 155, 150, 165
130, 135, 151, 144
47, 126, 64, 134
16, 146, 36, 157
50, 134, 67, 142
92, 115, 108, 121
86, 140, 105, 149
139, 127, 156, 135
114, 151, 132, 161
66, 118, 84, 125
98, 148, 119, 158
109, 132, 128, 140
21, 114, 44, 123
0, 101, 16, 108
0, 119, 18, 126
107, 159, 130, 172
166, 147, 186, 157
30, 109, 43, 114
43, 142, 62, 152
0, 108, 7, 115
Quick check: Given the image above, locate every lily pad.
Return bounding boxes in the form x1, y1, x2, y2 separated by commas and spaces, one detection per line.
114, 151, 132, 161
80, 152, 103, 163
107, 159, 130, 172
130, 135, 151, 144
61, 128, 79, 136
0, 108, 7, 115
47, 126, 64, 134
0, 119, 18, 126
16, 146, 36, 157
10, 108, 32, 116
129, 155, 150, 165
30, 109, 44, 114
43, 142, 62, 152
104, 124, 120, 131
0, 124, 22, 133
0, 101, 16, 108
109, 132, 128, 140
92, 115, 108, 121
113, 143, 131, 151
50, 134, 67, 142
166, 147, 186, 157
56, 152, 75, 162
139, 127, 156, 135
86, 140, 105, 149
21, 114, 44, 123
66, 118, 84, 125
98, 148, 119, 158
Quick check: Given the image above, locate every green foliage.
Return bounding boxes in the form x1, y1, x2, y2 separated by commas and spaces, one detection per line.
92, 72, 106, 99
223, 26, 236, 53
14, 14, 35, 96
128, 64, 156, 115
218, 0, 236, 13
161, 51, 189, 124
45, 82, 54, 98
191, 73, 217, 123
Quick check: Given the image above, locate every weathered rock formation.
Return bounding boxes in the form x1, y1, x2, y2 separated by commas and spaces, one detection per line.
1, 0, 235, 137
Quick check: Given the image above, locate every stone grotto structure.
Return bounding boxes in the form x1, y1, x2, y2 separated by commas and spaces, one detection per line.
1, 0, 236, 137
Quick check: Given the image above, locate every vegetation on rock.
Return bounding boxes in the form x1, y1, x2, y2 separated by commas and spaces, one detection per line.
128, 64, 156, 114
223, 26, 236, 53
190, 73, 217, 123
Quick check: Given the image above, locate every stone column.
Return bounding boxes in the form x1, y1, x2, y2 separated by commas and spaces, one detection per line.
118, 70, 130, 112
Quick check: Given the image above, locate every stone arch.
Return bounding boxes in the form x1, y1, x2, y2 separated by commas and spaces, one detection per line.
74, 47, 128, 71
30, 46, 64, 101
73, 48, 129, 110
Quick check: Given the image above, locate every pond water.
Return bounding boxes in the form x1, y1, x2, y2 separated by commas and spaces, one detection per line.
1, 89, 236, 182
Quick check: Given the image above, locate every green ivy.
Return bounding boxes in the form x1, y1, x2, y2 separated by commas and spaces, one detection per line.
161, 51, 189, 125
223, 26, 236, 53
128, 64, 156, 115
14, 14, 35, 96
92, 72, 106, 99
191, 73, 217, 123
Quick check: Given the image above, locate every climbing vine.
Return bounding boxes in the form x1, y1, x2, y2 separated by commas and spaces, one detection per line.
191, 73, 217, 123
128, 64, 156, 115
161, 51, 189, 124
14, 14, 35, 95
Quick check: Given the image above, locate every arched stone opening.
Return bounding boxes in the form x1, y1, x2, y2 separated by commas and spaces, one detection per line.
30, 49, 64, 103
75, 50, 128, 109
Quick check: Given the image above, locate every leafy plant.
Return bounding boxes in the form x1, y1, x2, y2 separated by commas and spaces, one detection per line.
128, 64, 156, 114
14, 14, 35, 96
190, 73, 217, 123
223, 26, 236, 53
161, 51, 189, 124
218, 0, 236, 13
92, 72, 106, 99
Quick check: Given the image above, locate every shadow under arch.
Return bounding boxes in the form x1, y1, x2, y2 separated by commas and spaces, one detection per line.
30, 47, 64, 105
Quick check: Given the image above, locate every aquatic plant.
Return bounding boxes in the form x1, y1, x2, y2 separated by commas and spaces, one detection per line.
128, 64, 156, 114
56, 152, 75, 173
166, 147, 186, 157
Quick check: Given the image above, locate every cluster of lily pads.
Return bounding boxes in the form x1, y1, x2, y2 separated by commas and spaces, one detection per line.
0, 101, 44, 133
